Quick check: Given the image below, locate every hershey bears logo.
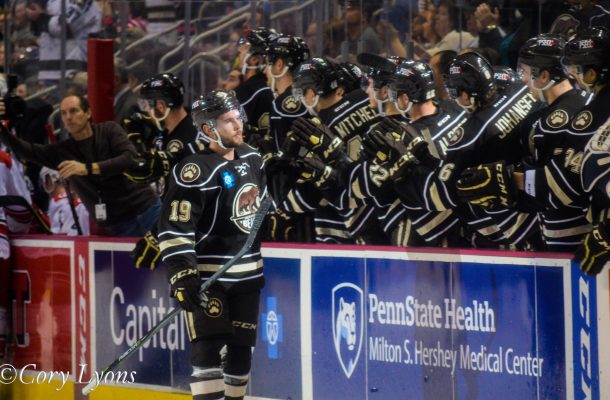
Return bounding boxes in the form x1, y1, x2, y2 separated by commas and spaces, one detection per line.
180, 163, 201, 182
546, 109, 569, 129
205, 298, 223, 318
572, 111, 593, 131
167, 139, 184, 153
230, 184, 260, 233
282, 95, 300, 112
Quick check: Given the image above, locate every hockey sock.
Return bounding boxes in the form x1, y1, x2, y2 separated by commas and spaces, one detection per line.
224, 373, 249, 400
190, 367, 224, 400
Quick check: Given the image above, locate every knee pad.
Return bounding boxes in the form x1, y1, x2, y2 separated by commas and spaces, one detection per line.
190, 338, 225, 368
223, 345, 252, 376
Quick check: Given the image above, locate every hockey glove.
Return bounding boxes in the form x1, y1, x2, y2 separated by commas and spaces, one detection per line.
131, 230, 160, 270
124, 149, 173, 183
269, 209, 295, 242
169, 268, 208, 312
456, 161, 515, 208
254, 135, 277, 164
575, 222, 610, 275
122, 112, 161, 153
362, 127, 408, 166
296, 153, 337, 190
291, 117, 344, 164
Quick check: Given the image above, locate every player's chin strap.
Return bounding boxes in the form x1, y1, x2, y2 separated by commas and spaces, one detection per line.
394, 100, 412, 119
531, 78, 556, 103
148, 108, 170, 131
241, 53, 265, 75
269, 66, 289, 96
455, 96, 477, 113
303, 95, 320, 117
374, 91, 390, 116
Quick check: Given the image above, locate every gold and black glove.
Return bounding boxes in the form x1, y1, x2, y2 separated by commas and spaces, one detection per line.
291, 117, 344, 164
296, 153, 337, 190
124, 149, 173, 183
130, 230, 160, 270
456, 161, 515, 208
169, 268, 207, 312
575, 223, 610, 275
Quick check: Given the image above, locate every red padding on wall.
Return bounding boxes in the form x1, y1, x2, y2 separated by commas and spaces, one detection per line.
87, 38, 115, 123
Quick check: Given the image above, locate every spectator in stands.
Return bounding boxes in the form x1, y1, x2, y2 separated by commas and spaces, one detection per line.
39, 167, 90, 235
338, 0, 383, 60
426, 0, 476, 56
0, 94, 160, 237
113, 58, 139, 124
220, 69, 242, 91
26, 0, 102, 83
10, 0, 37, 45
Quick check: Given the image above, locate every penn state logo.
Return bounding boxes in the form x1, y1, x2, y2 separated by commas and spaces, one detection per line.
572, 111, 593, 131
230, 184, 260, 233
546, 109, 569, 129
332, 283, 363, 379
282, 95, 300, 112
205, 298, 223, 318
167, 139, 184, 153
180, 163, 201, 182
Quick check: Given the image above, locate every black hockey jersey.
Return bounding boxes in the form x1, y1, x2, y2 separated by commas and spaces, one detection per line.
235, 72, 274, 134
158, 144, 267, 290
269, 86, 308, 151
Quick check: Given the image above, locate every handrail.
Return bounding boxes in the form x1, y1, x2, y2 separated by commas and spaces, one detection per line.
25, 84, 58, 102
167, 43, 230, 76
207, 3, 251, 30
269, 0, 316, 21
114, 19, 186, 58
158, 13, 248, 72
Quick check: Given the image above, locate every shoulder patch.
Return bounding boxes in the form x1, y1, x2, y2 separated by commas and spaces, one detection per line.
572, 110, 593, 131
282, 95, 300, 112
222, 171, 236, 188
546, 109, 569, 129
180, 163, 201, 182
588, 117, 610, 153
167, 139, 184, 153
446, 127, 464, 146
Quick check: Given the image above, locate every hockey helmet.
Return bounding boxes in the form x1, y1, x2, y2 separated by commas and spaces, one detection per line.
238, 27, 281, 56
292, 57, 340, 97
39, 167, 61, 194
444, 52, 496, 105
492, 66, 518, 90
336, 62, 367, 93
518, 34, 567, 82
562, 26, 610, 87
387, 60, 436, 104
140, 73, 184, 108
267, 35, 310, 72
191, 90, 242, 130
357, 53, 405, 90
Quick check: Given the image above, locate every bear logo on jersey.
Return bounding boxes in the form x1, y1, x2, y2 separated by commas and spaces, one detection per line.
572, 111, 593, 131
230, 184, 260, 233
167, 139, 184, 153
546, 109, 569, 129
180, 163, 201, 182
282, 95, 300, 112
205, 298, 223, 318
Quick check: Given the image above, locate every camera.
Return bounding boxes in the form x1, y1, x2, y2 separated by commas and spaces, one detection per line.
3, 74, 27, 120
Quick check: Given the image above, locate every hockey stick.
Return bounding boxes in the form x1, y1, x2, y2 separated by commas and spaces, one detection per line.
82, 196, 272, 395
0, 195, 52, 234
63, 181, 83, 235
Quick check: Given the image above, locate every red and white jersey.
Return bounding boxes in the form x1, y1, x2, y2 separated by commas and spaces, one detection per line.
48, 192, 90, 236
0, 149, 33, 236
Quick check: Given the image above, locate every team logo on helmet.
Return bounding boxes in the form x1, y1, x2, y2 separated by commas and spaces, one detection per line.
449, 66, 462, 75
572, 110, 593, 131
205, 298, 223, 318
546, 109, 569, 129
167, 139, 184, 153
231, 184, 260, 233
282, 95, 300, 112
180, 163, 201, 183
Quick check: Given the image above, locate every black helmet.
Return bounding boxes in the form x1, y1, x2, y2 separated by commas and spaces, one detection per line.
492, 66, 518, 90
293, 57, 340, 97
563, 26, 610, 84
191, 90, 241, 129
140, 73, 184, 108
445, 52, 496, 105
336, 62, 367, 93
357, 53, 405, 90
518, 34, 567, 82
267, 35, 310, 72
238, 27, 281, 56
388, 60, 436, 103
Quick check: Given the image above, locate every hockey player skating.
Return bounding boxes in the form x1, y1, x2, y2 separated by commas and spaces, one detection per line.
158, 89, 267, 400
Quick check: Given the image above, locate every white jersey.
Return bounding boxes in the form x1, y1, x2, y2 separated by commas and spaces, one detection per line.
47, 192, 90, 236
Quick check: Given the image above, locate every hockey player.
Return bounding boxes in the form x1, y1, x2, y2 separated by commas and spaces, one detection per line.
415, 52, 538, 248
562, 27, 610, 274
158, 89, 266, 400
357, 53, 405, 117
126, 73, 204, 269
505, 34, 592, 251
235, 27, 279, 138
39, 167, 90, 235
